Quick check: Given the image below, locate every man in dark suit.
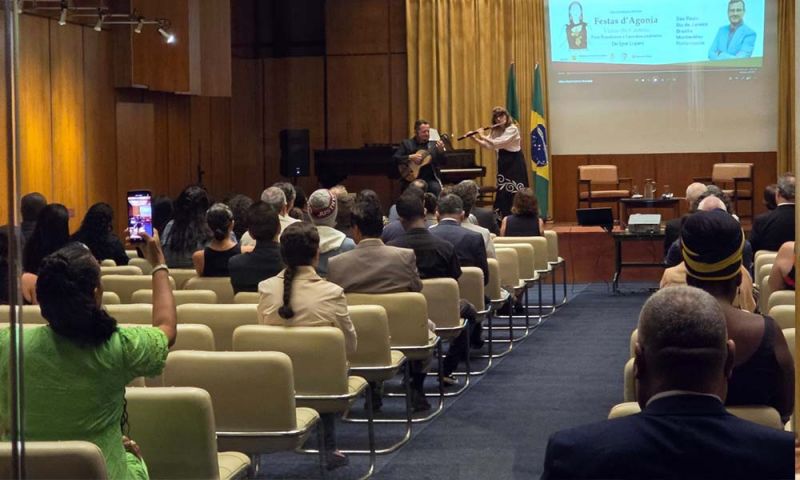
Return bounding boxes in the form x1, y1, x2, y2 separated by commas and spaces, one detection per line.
541, 286, 794, 480
228, 202, 284, 293
749, 173, 795, 253
458, 180, 500, 234
430, 194, 488, 284
393, 119, 444, 197
663, 182, 706, 258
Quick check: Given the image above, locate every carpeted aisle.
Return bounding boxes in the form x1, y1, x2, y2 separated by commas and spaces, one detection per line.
374, 283, 652, 479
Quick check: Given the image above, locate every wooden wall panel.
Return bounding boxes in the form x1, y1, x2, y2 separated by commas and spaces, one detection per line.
551, 153, 777, 222
230, 59, 264, 200
166, 95, 192, 195
130, 0, 191, 92
209, 97, 232, 198
116, 102, 158, 230
389, 0, 406, 53
190, 96, 212, 193
18, 14, 53, 199
0, 11, 7, 225
83, 30, 118, 214
326, 0, 389, 55
390, 53, 408, 142
326, 55, 391, 148
194, 0, 232, 96
50, 21, 86, 229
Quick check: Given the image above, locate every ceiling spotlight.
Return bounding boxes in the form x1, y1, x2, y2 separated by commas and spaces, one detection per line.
93, 13, 104, 32
134, 17, 144, 34
58, 3, 68, 26
157, 26, 175, 44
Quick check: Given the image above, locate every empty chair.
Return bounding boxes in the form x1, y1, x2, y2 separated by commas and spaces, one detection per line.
125, 387, 250, 480
126, 249, 138, 259
185, 277, 235, 304
129, 257, 153, 275
543, 230, 568, 307
754, 252, 778, 283
102, 291, 121, 305
769, 305, 795, 330
170, 268, 198, 289
0, 441, 108, 479
767, 290, 795, 311
104, 304, 153, 325
100, 259, 116, 267
133, 289, 218, 305
608, 402, 783, 430
421, 277, 469, 394
99, 265, 142, 276
694, 163, 754, 217
495, 236, 553, 316
176, 304, 258, 351
142, 324, 215, 388
623, 357, 635, 402
101, 275, 175, 304
163, 351, 320, 471
577, 165, 632, 220
233, 291, 259, 304
0, 305, 46, 325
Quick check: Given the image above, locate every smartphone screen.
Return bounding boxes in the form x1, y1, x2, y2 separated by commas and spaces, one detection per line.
127, 190, 153, 242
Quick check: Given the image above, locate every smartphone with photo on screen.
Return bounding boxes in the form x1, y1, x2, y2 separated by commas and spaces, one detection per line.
127, 190, 153, 242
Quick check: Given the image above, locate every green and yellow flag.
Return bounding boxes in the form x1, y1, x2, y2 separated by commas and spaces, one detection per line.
506, 63, 519, 121
531, 64, 550, 218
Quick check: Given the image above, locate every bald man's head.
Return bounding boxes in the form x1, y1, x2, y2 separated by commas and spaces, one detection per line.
685, 182, 707, 210
698, 195, 727, 212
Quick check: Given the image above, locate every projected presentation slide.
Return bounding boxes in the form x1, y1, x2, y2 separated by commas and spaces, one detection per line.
549, 0, 765, 68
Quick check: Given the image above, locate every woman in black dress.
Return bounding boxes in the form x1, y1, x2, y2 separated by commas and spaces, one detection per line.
469, 106, 529, 217
501, 187, 544, 237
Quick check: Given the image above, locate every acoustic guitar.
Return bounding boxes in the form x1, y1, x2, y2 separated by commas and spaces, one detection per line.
398, 149, 433, 182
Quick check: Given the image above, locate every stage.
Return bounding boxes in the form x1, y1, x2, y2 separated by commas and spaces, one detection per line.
549, 220, 752, 284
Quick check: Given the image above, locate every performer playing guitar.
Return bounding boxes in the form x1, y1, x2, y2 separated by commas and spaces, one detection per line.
393, 119, 445, 196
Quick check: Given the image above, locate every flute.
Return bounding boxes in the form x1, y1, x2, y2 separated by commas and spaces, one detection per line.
457, 122, 505, 140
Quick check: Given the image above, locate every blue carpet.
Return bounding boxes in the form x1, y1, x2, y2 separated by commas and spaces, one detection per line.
259, 282, 656, 479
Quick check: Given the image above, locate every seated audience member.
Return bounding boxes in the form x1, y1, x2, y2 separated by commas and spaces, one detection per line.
240, 186, 298, 247
663, 182, 706, 257
423, 192, 438, 227
228, 202, 284, 294
22, 203, 70, 304
382, 186, 425, 244
289, 185, 310, 221
430, 194, 488, 284
541, 286, 794, 480
453, 180, 496, 259
389, 190, 475, 391
459, 180, 500, 234
763, 183, 778, 211
330, 184, 348, 198
388, 178, 427, 223
257, 222, 356, 470
71, 202, 129, 266
307, 189, 355, 277
0, 236, 177, 479
225, 194, 253, 241
274, 181, 297, 213
152, 195, 173, 237
664, 195, 753, 271
500, 187, 544, 237
6, 192, 47, 251
328, 201, 421, 293
192, 203, 241, 277
682, 209, 794, 421
334, 192, 356, 237
768, 241, 795, 292
750, 172, 795, 253
161, 185, 212, 268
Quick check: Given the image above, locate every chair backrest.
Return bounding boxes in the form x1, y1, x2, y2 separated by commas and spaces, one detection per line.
543, 230, 560, 263
768, 305, 795, 330
758, 275, 772, 315
458, 267, 485, 310
233, 292, 259, 304
169, 269, 199, 289
767, 290, 795, 312
164, 351, 298, 433
176, 304, 258, 351
101, 275, 176, 304
125, 387, 221, 480
105, 304, 153, 325
486, 258, 503, 301
495, 236, 549, 271
132, 289, 218, 305
495, 247, 521, 289
608, 402, 783, 429
711, 163, 753, 183
756, 264, 773, 292
629, 329, 638, 357
754, 249, 778, 264
102, 291, 121, 305
184, 277, 235, 304
173, 324, 216, 351
421, 278, 462, 330
233, 325, 349, 396
0, 305, 45, 325
126, 249, 138, 259
346, 305, 392, 367
578, 165, 618, 184
345, 292, 430, 347
754, 252, 778, 281
128, 257, 153, 275
623, 357, 635, 402
782, 328, 795, 363
99, 265, 143, 276
100, 259, 117, 267
0, 441, 108, 479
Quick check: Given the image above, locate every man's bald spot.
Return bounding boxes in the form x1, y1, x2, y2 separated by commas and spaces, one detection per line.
698, 195, 727, 212
686, 182, 707, 205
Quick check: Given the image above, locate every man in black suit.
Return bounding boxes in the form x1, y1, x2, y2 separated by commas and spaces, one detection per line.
541, 285, 794, 480
430, 194, 489, 285
393, 119, 444, 197
228, 202, 284, 293
663, 182, 706, 258
749, 173, 795, 253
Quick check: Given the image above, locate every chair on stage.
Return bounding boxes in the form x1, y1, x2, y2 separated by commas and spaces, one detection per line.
577, 165, 632, 221
694, 163, 754, 217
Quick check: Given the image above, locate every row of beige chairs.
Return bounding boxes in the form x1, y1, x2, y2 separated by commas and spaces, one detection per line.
752, 250, 796, 314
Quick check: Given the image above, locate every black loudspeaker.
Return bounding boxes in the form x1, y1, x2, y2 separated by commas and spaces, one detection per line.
280, 129, 310, 177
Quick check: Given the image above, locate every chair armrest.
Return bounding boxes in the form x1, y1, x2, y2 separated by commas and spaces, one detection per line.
618, 177, 633, 186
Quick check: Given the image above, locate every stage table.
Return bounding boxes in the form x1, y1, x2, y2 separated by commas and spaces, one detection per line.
611, 228, 666, 293
619, 197, 680, 227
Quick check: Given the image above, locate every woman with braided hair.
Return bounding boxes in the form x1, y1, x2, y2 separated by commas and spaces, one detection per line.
0, 233, 176, 479
256, 222, 356, 470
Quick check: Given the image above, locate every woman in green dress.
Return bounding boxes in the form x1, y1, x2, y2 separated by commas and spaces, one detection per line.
0, 232, 176, 479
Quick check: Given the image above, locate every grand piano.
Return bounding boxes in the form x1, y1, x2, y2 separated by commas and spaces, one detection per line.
314, 145, 486, 187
